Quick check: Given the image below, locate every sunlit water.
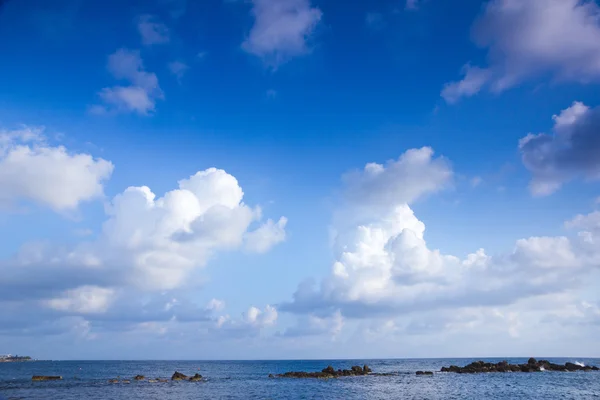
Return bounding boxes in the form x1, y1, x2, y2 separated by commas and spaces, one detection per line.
1, 358, 599, 399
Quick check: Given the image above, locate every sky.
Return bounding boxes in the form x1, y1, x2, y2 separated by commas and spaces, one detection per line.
0, 0, 600, 360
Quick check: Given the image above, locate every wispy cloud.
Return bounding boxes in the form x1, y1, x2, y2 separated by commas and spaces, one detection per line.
137, 14, 170, 46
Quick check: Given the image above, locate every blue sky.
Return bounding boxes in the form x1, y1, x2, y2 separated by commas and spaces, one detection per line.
1, 0, 600, 360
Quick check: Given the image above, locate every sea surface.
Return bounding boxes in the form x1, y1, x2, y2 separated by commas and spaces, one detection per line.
1, 358, 599, 399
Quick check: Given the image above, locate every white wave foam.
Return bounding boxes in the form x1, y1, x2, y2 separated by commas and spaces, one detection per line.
539, 366, 545, 371
575, 361, 585, 367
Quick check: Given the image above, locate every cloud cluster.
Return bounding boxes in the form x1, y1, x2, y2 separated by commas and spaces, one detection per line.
93, 49, 163, 115
0, 132, 286, 341
242, 0, 322, 68
442, 0, 600, 103
0, 127, 113, 211
280, 147, 600, 321
519, 101, 600, 195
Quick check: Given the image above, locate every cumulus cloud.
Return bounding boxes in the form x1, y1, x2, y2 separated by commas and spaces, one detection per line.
442, 0, 600, 102
242, 0, 322, 68
1, 167, 287, 300
519, 101, 600, 195
93, 49, 163, 115
280, 147, 600, 320
0, 127, 113, 211
137, 14, 170, 46
213, 305, 278, 338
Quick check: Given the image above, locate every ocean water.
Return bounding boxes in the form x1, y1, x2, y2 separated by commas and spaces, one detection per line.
1, 358, 599, 399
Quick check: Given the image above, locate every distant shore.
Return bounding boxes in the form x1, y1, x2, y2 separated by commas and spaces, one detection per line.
0, 356, 33, 363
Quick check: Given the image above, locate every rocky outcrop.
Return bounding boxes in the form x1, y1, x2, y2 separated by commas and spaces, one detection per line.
189, 373, 203, 382
108, 379, 119, 383
441, 358, 600, 374
32, 376, 62, 381
277, 365, 372, 379
134, 375, 145, 381
171, 371, 188, 380
416, 371, 433, 376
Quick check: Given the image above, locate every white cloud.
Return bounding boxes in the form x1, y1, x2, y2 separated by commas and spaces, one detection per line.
168, 61, 189, 83
281, 147, 600, 321
519, 101, 600, 195
441, 65, 491, 104
2, 167, 286, 293
0, 127, 113, 212
213, 305, 278, 337
137, 14, 170, 46
94, 49, 163, 115
245, 217, 287, 253
44, 286, 115, 314
242, 0, 322, 68
206, 298, 226, 312
442, 0, 600, 102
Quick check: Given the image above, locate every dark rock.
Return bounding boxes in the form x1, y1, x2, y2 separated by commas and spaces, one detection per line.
416, 371, 433, 376
440, 359, 599, 374
134, 375, 145, 381
278, 365, 372, 379
171, 371, 188, 381
268, 374, 275, 378
189, 373, 202, 382
32, 376, 62, 381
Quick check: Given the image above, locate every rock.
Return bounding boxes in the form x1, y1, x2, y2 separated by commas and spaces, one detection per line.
440, 359, 599, 374
416, 371, 433, 376
148, 379, 158, 383
108, 379, 119, 383
322, 366, 336, 375
171, 371, 188, 381
32, 376, 62, 381
122, 380, 130, 384
189, 373, 202, 382
134, 375, 145, 381
268, 374, 275, 378
278, 365, 372, 379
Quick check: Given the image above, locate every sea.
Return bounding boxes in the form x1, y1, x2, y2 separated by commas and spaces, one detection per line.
1, 358, 599, 399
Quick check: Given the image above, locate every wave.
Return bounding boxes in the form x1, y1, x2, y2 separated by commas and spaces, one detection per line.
574, 361, 585, 367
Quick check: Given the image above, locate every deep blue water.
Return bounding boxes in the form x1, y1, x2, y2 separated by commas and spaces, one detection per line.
1, 358, 599, 399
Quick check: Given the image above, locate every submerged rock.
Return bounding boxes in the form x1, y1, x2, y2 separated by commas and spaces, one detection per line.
32, 376, 62, 381
134, 375, 145, 381
277, 365, 372, 379
416, 371, 433, 376
171, 371, 188, 381
441, 358, 600, 374
108, 379, 119, 384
